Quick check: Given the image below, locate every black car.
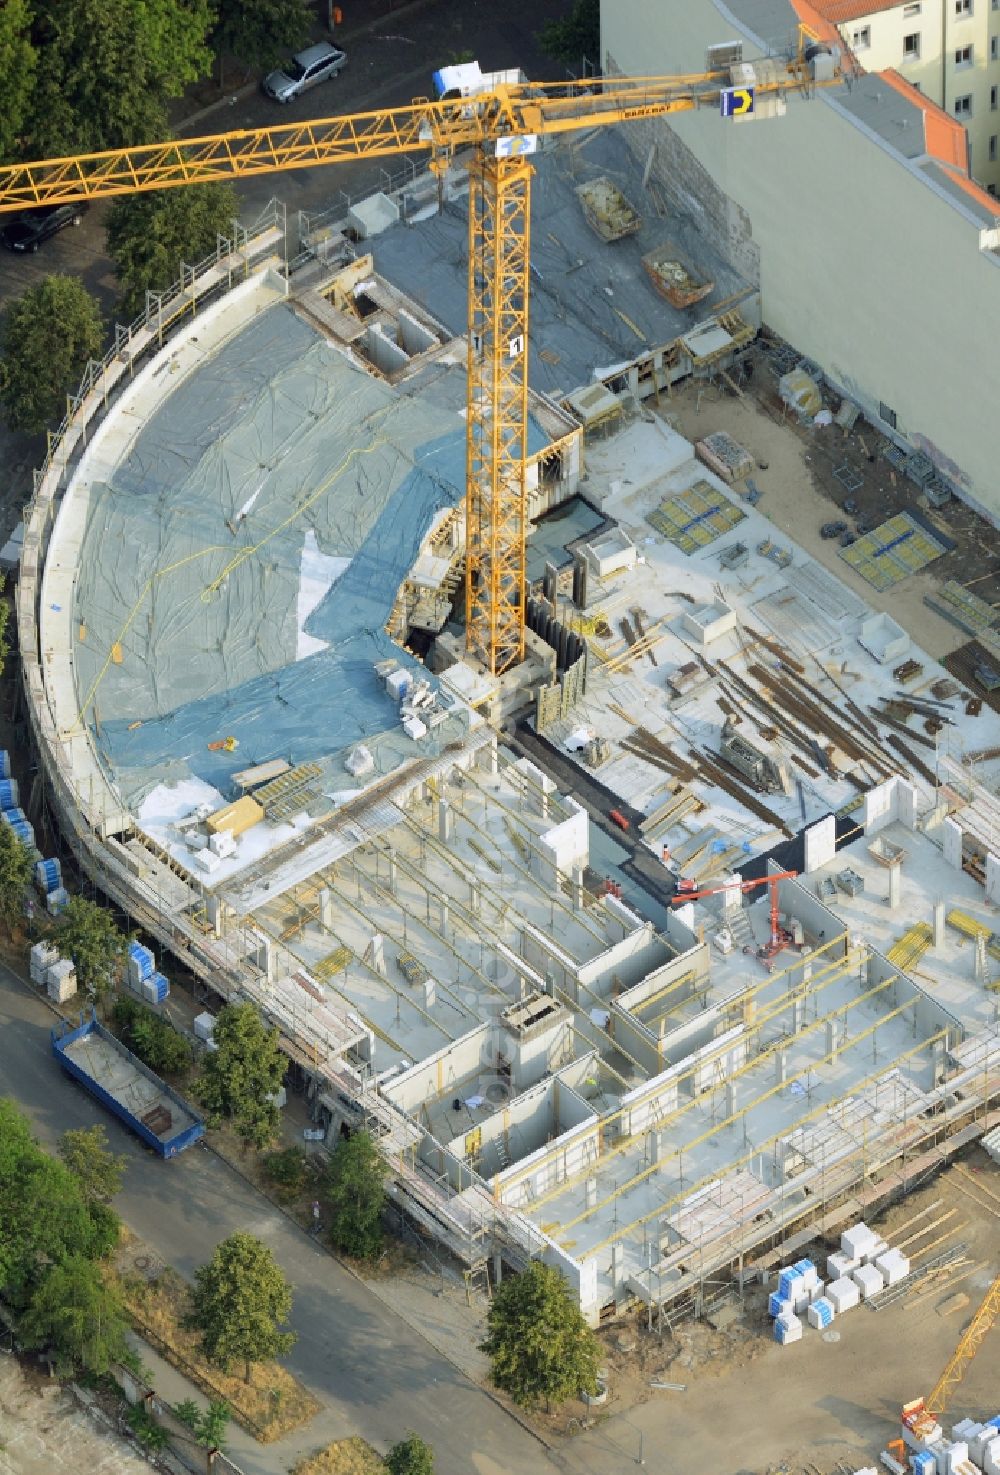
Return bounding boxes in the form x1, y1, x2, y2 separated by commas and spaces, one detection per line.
820, 520, 848, 539
1, 202, 89, 253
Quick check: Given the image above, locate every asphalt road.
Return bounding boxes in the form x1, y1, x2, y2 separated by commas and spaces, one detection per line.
0, 961, 583, 1475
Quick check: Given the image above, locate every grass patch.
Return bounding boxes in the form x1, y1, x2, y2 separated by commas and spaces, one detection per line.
293, 1437, 385, 1475
116, 1231, 318, 1444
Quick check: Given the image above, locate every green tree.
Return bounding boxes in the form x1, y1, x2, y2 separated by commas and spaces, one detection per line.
0, 276, 104, 435
0, 0, 36, 161
212, 0, 312, 86
537, 0, 600, 68
59, 1125, 127, 1204
112, 995, 193, 1075
57, 895, 127, 1005
19, 1254, 128, 1375
479, 1261, 599, 1412
386, 1434, 435, 1475
185, 1233, 295, 1383
106, 182, 239, 322
0, 821, 34, 936
174, 1398, 230, 1451
263, 1145, 309, 1204
26, 0, 214, 158
321, 1131, 385, 1261
0, 1099, 120, 1303
196, 1002, 285, 1150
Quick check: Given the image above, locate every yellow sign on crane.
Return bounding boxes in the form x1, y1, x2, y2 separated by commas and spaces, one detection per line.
0, 46, 842, 675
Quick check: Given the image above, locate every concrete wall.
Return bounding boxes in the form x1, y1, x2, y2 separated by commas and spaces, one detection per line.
496, 1110, 601, 1207
602, 0, 1000, 521
447, 1073, 595, 1177
384, 1023, 491, 1112
577, 922, 669, 996
615, 943, 712, 1014
866, 947, 965, 1045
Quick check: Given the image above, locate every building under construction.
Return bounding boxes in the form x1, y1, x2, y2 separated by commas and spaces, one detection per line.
16, 102, 1000, 1325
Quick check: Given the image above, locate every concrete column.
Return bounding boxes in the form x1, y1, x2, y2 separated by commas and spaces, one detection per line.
647, 1130, 661, 1164
470, 877, 481, 913
585, 1177, 598, 1210
826, 1018, 841, 1059
933, 900, 946, 949
369, 933, 386, 975
725, 1080, 736, 1119
774, 1048, 787, 1086
791, 997, 804, 1034
480, 734, 499, 776
439, 799, 454, 843
888, 862, 903, 911
942, 817, 963, 869
987, 853, 1000, 904
572, 864, 585, 911
387, 848, 397, 895
439, 896, 450, 934
423, 976, 437, 1009
932, 1037, 947, 1085
492, 1252, 503, 1287
319, 887, 334, 930
206, 895, 223, 937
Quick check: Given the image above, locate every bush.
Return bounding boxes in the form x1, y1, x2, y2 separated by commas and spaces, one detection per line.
111, 996, 192, 1075
126, 1402, 169, 1450
263, 1146, 309, 1204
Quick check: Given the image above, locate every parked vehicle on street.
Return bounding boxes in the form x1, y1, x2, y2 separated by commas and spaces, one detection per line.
1, 202, 89, 252
262, 42, 347, 103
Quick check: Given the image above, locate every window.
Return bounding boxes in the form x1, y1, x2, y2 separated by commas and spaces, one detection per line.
904, 32, 921, 57
955, 92, 973, 114
955, 44, 974, 65
956, 0, 972, 15
903, 0, 921, 12
992, 35, 999, 57
991, 134, 998, 159
879, 402, 897, 430
989, 183, 998, 195
852, 25, 871, 48
993, 83, 999, 106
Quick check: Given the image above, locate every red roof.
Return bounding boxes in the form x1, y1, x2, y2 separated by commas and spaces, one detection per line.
879, 68, 969, 171
807, 0, 915, 19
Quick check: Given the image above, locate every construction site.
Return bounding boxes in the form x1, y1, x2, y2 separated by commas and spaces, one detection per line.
5, 26, 1000, 1359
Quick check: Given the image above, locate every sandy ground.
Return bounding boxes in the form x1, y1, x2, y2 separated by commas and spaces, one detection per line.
658, 378, 990, 663
553, 1149, 1000, 1472
0, 1358, 149, 1475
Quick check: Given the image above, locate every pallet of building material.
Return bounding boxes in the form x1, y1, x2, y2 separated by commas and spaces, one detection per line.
694, 431, 754, 484
924, 580, 999, 638
575, 177, 641, 241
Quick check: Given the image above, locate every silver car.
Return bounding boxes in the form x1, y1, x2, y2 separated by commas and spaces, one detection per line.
262, 42, 347, 103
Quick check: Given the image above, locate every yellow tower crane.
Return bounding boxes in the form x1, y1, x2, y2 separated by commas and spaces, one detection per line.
0, 33, 841, 675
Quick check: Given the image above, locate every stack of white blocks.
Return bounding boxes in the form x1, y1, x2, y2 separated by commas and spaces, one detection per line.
853, 1263, 885, 1300
827, 1275, 861, 1313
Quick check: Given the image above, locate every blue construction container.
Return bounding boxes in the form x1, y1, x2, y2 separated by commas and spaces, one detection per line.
127, 941, 155, 985
142, 972, 170, 1005
35, 857, 62, 893
911, 1452, 936, 1475
1, 806, 26, 827
0, 750, 10, 780
51, 1010, 204, 1157
0, 779, 19, 809
11, 821, 35, 852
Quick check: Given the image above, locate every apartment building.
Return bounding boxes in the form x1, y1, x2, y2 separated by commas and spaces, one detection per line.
821, 0, 1000, 192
